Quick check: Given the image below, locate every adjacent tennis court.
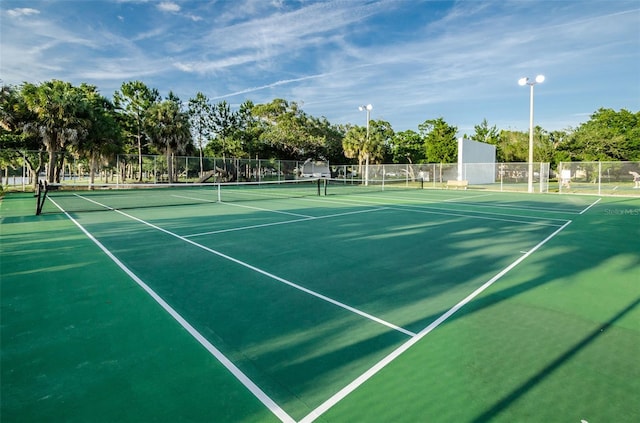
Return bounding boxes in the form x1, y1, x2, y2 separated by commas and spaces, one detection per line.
1, 182, 639, 422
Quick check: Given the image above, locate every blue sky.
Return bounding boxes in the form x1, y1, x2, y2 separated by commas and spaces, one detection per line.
1, 0, 639, 136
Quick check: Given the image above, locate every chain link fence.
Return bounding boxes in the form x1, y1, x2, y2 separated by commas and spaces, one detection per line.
0, 151, 316, 188
557, 161, 640, 196
2, 150, 639, 197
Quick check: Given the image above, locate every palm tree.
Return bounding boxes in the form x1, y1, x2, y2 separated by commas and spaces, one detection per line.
146, 93, 192, 183
342, 125, 367, 175
21, 80, 90, 182
78, 84, 122, 186
0, 84, 48, 189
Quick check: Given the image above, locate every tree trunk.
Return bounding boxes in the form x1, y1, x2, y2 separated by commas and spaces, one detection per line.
47, 150, 57, 183
89, 153, 97, 188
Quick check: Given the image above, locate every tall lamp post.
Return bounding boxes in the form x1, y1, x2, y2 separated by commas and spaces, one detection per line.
518, 75, 544, 193
358, 104, 373, 186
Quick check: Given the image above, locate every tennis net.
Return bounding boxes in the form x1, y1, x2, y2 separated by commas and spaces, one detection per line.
323, 177, 423, 196
37, 179, 322, 214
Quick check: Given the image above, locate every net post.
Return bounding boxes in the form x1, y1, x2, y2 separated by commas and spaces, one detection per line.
317, 178, 321, 196
216, 183, 221, 202
35, 180, 46, 215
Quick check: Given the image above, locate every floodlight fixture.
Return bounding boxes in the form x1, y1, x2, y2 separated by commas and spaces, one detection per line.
518, 75, 545, 193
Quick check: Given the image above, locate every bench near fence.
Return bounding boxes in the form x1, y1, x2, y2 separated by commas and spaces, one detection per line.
446, 180, 468, 190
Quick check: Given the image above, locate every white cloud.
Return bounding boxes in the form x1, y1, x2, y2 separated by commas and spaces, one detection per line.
0, 0, 637, 133
7, 8, 40, 17
157, 2, 180, 13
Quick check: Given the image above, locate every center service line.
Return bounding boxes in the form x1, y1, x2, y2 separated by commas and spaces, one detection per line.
112, 207, 416, 337
299, 220, 573, 423
185, 207, 387, 238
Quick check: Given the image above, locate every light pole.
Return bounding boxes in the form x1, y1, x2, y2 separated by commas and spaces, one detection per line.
358, 104, 373, 186
518, 75, 544, 193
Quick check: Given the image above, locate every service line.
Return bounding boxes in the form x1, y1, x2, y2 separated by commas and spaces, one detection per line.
185, 206, 387, 237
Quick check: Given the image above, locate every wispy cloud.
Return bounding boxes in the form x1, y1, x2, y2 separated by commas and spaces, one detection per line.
157, 2, 180, 13
156, 0, 202, 21
210, 71, 339, 100
0, 0, 637, 132
6, 7, 40, 17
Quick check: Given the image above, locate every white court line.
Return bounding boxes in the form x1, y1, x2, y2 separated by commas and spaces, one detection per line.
219, 200, 314, 218
172, 194, 314, 218
299, 219, 573, 423
69, 194, 414, 337
47, 197, 296, 423
579, 198, 602, 215
342, 191, 582, 214
311, 195, 564, 227
443, 193, 495, 202
72, 193, 114, 210
185, 207, 387, 238
186, 216, 315, 237
114, 207, 415, 337
387, 205, 565, 227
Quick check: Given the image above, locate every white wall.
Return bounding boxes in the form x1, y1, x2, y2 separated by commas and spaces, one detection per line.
457, 138, 496, 184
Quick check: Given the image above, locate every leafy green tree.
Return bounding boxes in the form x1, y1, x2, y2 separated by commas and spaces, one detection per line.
252, 99, 325, 160
547, 130, 571, 166
315, 118, 346, 164
496, 130, 528, 162
210, 100, 240, 159
368, 119, 394, 163
389, 129, 425, 163
113, 81, 160, 181
561, 108, 640, 161
187, 92, 213, 176
470, 118, 500, 145
534, 126, 556, 166
419, 117, 457, 163
146, 92, 192, 183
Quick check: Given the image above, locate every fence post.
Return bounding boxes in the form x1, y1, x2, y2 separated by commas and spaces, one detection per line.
22, 151, 26, 192
598, 161, 602, 195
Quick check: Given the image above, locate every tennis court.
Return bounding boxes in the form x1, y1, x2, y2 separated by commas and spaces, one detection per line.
2, 182, 639, 422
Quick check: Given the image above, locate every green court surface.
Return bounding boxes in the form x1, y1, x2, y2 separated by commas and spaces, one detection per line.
1, 186, 639, 422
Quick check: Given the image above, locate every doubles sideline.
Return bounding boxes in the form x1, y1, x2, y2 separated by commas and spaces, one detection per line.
46, 196, 297, 423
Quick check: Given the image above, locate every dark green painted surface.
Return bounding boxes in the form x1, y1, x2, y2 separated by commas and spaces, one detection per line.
2, 190, 638, 422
